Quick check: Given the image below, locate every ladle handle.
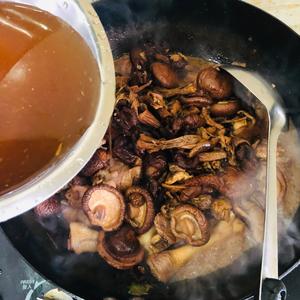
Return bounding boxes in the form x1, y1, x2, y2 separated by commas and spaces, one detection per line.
259, 105, 286, 300
261, 278, 287, 300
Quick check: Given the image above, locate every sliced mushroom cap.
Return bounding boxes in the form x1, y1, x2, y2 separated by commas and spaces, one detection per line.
197, 67, 232, 99
154, 212, 176, 244
126, 187, 155, 234
170, 204, 210, 246
97, 226, 144, 269
82, 184, 125, 231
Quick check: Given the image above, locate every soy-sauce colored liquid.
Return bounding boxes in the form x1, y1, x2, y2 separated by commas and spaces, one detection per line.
0, 3, 100, 195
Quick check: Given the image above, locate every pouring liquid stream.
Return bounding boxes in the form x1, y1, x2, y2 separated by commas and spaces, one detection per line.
0, 2, 100, 195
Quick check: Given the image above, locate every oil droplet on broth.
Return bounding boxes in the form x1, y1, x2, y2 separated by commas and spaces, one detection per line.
0, 2, 100, 195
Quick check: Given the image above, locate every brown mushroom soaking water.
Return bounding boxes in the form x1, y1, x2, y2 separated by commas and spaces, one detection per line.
0, 2, 100, 195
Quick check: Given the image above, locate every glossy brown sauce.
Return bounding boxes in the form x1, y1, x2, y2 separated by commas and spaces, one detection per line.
0, 3, 100, 195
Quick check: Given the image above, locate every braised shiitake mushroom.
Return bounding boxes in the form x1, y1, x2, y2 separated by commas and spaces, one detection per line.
97, 226, 144, 269
172, 113, 205, 133
34, 196, 61, 218
170, 204, 210, 246
210, 100, 240, 117
183, 168, 255, 201
151, 62, 179, 88
82, 184, 125, 231
181, 95, 213, 108
154, 212, 176, 245
197, 67, 232, 99
126, 186, 155, 234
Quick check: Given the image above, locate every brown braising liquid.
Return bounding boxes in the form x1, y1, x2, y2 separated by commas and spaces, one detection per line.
0, 3, 100, 195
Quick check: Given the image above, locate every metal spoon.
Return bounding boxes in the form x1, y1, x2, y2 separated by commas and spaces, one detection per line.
222, 66, 287, 300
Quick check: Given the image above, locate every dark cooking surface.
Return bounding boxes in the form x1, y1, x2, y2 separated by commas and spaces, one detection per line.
1, 0, 300, 299
0, 225, 300, 300
0, 226, 300, 300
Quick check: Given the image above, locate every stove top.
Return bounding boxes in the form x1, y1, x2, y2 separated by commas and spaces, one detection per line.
0, 229, 82, 300
0, 227, 299, 300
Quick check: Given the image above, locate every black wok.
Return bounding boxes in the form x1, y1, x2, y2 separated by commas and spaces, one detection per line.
2, 0, 300, 299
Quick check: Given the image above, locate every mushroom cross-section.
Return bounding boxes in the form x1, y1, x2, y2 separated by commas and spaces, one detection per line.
170, 204, 210, 246
82, 184, 125, 231
97, 226, 144, 269
126, 186, 155, 234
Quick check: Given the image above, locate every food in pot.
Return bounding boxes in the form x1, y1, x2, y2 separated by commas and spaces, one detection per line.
34, 43, 295, 286
126, 186, 155, 234
68, 222, 98, 255
34, 195, 61, 218
97, 225, 144, 269
170, 204, 210, 246
82, 184, 125, 231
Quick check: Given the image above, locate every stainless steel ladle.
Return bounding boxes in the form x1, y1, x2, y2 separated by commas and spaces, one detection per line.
222, 66, 287, 300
